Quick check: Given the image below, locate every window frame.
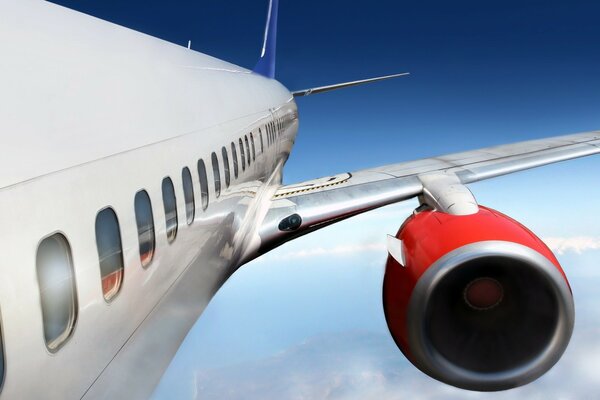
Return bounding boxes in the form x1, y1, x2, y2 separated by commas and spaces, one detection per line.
267, 124, 272, 145
197, 159, 210, 210
0, 308, 4, 393
161, 177, 179, 243
271, 122, 275, 142
134, 189, 156, 268
95, 207, 125, 302
244, 135, 251, 166
231, 142, 239, 179
239, 138, 246, 171
222, 146, 231, 188
211, 152, 221, 198
250, 132, 256, 161
259, 128, 264, 153
36, 232, 78, 353
182, 167, 195, 225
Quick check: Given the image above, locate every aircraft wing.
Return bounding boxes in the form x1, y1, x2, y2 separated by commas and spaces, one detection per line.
253, 130, 600, 256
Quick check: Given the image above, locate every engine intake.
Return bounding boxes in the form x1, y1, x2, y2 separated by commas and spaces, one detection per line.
383, 206, 574, 391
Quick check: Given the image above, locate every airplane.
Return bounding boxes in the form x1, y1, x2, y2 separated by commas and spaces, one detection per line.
0, 0, 598, 398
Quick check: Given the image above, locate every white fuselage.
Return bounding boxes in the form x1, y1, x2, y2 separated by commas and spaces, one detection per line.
0, 1, 298, 398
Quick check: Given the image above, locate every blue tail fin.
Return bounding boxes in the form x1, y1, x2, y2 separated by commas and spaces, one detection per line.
253, 0, 279, 79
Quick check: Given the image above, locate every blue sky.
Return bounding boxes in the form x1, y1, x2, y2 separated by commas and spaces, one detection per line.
50, 1, 600, 398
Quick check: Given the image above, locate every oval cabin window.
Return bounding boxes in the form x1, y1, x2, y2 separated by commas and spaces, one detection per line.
36, 233, 78, 352
231, 142, 239, 179
95, 208, 124, 302
244, 135, 251, 166
197, 159, 209, 210
250, 132, 256, 161
239, 139, 246, 171
259, 128, 264, 153
0, 308, 4, 391
221, 146, 231, 188
211, 152, 221, 198
135, 190, 156, 267
162, 177, 178, 243
182, 167, 195, 225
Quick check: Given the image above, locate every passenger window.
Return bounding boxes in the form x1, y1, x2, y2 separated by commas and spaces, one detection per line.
134, 190, 155, 267
239, 139, 246, 171
259, 128, 264, 153
245, 135, 251, 166
268, 124, 272, 145
250, 132, 256, 161
198, 159, 209, 210
222, 146, 231, 188
231, 142, 239, 179
182, 167, 195, 225
0, 310, 3, 390
162, 177, 178, 243
95, 208, 124, 302
36, 233, 77, 352
211, 152, 221, 198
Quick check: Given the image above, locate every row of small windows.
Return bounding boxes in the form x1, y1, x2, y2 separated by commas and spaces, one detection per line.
30, 117, 288, 358
265, 117, 286, 147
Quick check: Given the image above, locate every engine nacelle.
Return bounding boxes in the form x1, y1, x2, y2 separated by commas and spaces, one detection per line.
383, 206, 574, 391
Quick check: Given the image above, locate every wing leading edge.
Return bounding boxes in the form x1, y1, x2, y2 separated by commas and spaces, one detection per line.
247, 130, 600, 260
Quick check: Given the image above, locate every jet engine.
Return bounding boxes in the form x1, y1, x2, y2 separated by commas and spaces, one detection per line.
383, 206, 574, 391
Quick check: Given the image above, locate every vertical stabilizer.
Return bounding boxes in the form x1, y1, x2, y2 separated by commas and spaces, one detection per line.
253, 0, 279, 78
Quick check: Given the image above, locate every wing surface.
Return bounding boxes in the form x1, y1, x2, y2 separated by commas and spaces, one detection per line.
252, 130, 600, 257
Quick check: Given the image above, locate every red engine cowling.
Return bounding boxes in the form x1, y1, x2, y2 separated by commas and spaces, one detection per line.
383, 206, 574, 391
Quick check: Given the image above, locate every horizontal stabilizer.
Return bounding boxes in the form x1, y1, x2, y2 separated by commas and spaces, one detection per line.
292, 72, 409, 97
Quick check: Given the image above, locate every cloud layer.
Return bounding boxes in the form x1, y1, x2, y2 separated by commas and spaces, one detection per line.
191, 327, 600, 400
261, 236, 600, 261
543, 237, 600, 255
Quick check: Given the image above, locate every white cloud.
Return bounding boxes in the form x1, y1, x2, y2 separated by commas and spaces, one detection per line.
543, 237, 600, 255
260, 236, 600, 262
189, 328, 600, 400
